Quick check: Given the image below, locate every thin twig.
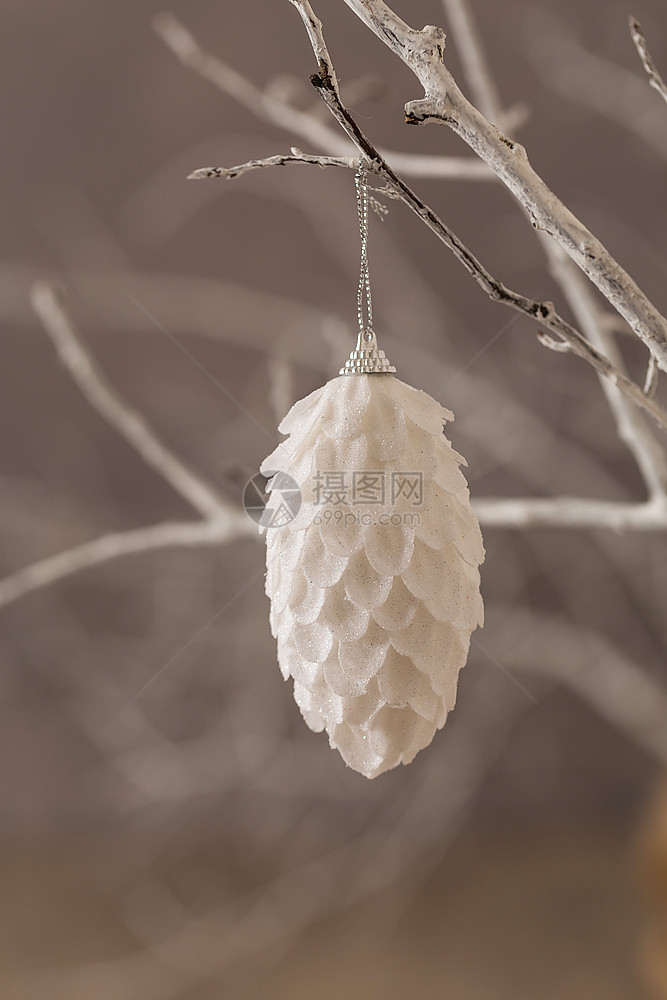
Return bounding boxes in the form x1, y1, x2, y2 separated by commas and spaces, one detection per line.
188, 151, 356, 181
147, 24, 662, 526
630, 17, 667, 106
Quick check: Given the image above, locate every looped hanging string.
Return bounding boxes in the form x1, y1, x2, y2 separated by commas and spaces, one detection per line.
355, 162, 373, 336
338, 163, 396, 373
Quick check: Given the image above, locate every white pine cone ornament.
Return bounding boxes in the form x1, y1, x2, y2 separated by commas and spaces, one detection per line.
260, 362, 484, 779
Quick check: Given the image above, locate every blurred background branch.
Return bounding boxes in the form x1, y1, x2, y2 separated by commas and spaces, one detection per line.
631, 16, 667, 106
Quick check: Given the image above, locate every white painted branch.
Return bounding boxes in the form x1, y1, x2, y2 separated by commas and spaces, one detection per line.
32, 283, 229, 522
0, 519, 253, 611
337, 0, 667, 372
473, 495, 667, 531
153, 12, 492, 182
630, 17, 667, 106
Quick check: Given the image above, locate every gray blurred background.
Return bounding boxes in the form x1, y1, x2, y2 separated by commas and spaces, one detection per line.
1, 0, 667, 997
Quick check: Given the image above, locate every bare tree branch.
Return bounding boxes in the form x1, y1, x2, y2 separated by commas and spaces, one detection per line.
333, 0, 667, 372
630, 17, 667, 106
188, 150, 356, 181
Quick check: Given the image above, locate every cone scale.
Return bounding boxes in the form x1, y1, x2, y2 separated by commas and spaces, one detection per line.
261, 341, 484, 779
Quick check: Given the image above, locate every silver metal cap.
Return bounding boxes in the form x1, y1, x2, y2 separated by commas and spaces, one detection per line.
339, 329, 396, 376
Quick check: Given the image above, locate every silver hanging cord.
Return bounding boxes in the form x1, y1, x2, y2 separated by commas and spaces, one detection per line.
355, 162, 373, 335
339, 161, 396, 375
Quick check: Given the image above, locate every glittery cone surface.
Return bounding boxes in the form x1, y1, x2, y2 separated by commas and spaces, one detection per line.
261, 374, 484, 778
